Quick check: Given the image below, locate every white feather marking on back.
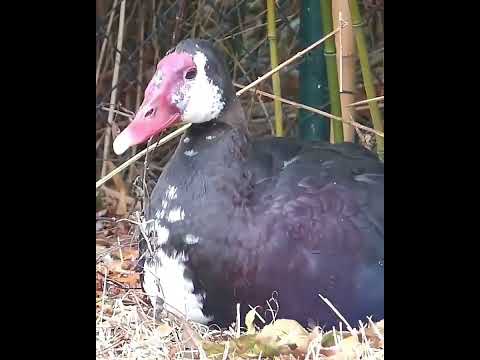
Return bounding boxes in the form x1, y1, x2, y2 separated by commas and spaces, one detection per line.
167, 207, 185, 223
143, 250, 212, 324
185, 234, 200, 245
184, 149, 198, 157
283, 156, 299, 169
166, 185, 178, 200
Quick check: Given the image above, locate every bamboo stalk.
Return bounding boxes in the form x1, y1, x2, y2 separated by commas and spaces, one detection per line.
266, 0, 284, 137
101, 0, 127, 178
299, 0, 330, 141
338, 11, 343, 94
348, 0, 384, 160
333, 0, 355, 142
320, 0, 344, 144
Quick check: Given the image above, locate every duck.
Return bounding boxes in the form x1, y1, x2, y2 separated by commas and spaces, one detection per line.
113, 38, 384, 329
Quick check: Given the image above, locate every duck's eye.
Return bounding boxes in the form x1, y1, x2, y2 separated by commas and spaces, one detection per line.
185, 68, 197, 80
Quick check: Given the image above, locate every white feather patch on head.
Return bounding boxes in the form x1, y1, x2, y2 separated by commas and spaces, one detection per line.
143, 250, 212, 324
172, 51, 225, 124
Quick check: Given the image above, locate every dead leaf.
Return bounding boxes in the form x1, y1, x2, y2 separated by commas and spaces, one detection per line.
107, 260, 135, 274
116, 273, 140, 288
321, 330, 353, 348
156, 322, 173, 338
120, 260, 136, 271
256, 319, 310, 355
111, 247, 138, 261
323, 335, 360, 360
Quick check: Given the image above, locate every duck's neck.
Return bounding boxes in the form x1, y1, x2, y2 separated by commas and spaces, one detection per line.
177, 98, 251, 161
156, 99, 251, 188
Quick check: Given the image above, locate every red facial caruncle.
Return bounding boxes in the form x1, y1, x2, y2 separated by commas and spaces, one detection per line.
113, 52, 196, 155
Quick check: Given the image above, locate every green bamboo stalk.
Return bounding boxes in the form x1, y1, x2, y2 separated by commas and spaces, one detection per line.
348, 0, 384, 160
266, 0, 284, 137
299, 0, 330, 141
320, 0, 344, 144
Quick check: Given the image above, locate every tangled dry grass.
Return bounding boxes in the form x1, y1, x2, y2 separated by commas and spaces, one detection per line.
96, 298, 384, 359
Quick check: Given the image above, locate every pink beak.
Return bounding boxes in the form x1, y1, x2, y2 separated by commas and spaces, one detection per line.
113, 52, 195, 155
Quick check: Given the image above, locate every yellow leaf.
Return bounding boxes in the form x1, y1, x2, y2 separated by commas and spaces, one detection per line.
323, 334, 360, 360
156, 322, 173, 338
321, 330, 352, 348
256, 319, 310, 355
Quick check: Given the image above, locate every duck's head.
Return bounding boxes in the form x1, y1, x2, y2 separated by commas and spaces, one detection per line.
113, 39, 235, 155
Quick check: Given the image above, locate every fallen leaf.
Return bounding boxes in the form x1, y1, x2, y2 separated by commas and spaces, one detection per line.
109, 272, 140, 288
107, 260, 135, 274
120, 260, 136, 271
323, 335, 360, 360
256, 319, 310, 355
156, 322, 173, 338
321, 330, 352, 348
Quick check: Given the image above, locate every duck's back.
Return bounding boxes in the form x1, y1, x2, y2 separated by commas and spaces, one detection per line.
144, 134, 385, 328
224, 138, 385, 327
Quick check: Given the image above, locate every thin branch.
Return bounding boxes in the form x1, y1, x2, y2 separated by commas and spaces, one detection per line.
96, 124, 191, 189
96, 0, 119, 86
221, 18, 281, 41
236, 27, 342, 97
100, 107, 134, 118
129, 2, 146, 184
318, 293, 355, 334
234, 83, 384, 138
347, 95, 384, 107
101, 0, 127, 178
172, 0, 188, 45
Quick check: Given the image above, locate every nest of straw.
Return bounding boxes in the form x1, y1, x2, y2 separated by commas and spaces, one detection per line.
96, 217, 383, 360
